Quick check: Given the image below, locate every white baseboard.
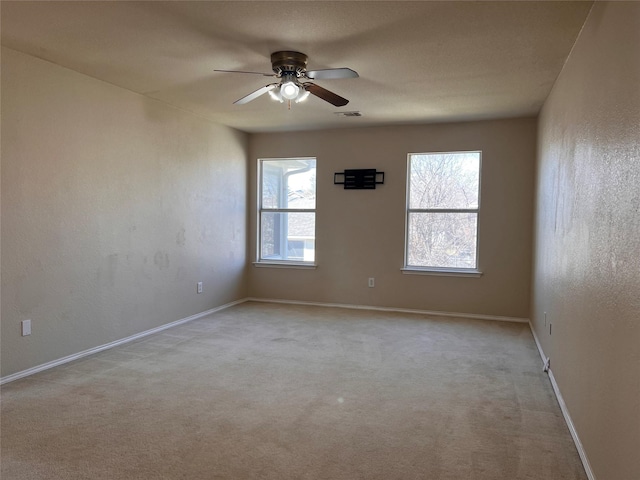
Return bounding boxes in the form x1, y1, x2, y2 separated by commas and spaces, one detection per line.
528, 322, 596, 480
528, 321, 549, 368
548, 370, 596, 480
246, 297, 529, 323
0, 298, 248, 385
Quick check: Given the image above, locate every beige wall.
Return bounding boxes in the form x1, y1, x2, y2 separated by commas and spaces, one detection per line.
249, 118, 536, 319
532, 3, 640, 479
1, 48, 249, 377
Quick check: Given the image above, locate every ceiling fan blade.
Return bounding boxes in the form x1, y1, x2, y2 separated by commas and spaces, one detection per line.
215, 69, 275, 77
234, 84, 277, 105
305, 68, 359, 80
305, 83, 349, 107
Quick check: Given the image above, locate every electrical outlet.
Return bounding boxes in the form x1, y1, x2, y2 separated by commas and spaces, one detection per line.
368, 278, 375, 288
197, 282, 203, 294
21, 319, 31, 336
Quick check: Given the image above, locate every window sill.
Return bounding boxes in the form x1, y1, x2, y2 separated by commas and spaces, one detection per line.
401, 267, 483, 278
253, 261, 317, 270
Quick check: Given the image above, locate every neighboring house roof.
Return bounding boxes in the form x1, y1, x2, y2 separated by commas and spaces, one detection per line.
287, 191, 315, 238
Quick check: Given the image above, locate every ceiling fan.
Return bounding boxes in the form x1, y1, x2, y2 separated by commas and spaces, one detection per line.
215, 51, 358, 107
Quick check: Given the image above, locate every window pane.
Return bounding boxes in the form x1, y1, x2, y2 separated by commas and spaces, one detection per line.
261, 212, 315, 262
261, 159, 316, 209
409, 152, 480, 209
407, 212, 477, 268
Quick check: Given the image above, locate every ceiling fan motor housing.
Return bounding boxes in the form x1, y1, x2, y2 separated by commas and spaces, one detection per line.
271, 51, 308, 77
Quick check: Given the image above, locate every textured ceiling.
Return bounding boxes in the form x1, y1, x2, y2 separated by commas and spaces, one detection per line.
1, 1, 593, 133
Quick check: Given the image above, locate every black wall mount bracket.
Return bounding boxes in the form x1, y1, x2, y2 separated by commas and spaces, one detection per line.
334, 169, 385, 189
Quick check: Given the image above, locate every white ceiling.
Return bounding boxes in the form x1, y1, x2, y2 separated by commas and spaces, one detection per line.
1, 1, 593, 133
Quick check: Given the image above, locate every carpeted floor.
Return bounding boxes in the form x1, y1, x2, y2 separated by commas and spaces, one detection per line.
1, 302, 587, 479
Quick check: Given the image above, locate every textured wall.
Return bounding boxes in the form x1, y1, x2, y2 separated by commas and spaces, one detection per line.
532, 3, 640, 479
249, 118, 536, 319
1, 48, 248, 377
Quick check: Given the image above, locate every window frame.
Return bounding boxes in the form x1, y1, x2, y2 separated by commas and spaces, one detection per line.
403, 150, 482, 277
256, 157, 317, 268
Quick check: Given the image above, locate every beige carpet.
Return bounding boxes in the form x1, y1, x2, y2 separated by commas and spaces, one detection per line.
1, 302, 586, 479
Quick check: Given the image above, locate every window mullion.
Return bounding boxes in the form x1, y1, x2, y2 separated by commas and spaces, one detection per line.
261, 208, 314, 214
409, 208, 478, 214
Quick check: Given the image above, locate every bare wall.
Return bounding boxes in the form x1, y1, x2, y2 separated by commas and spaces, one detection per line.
249, 118, 536, 318
1, 48, 248, 377
532, 2, 640, 479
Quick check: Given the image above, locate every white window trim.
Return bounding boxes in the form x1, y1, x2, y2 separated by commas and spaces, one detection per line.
257, 157, 317, 266
252, 261, 317, 269
401, 267, 482, 277
403, 150, 482, 273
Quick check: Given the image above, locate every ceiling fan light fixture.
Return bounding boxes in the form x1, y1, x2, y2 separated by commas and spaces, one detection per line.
280, 81, 300, 100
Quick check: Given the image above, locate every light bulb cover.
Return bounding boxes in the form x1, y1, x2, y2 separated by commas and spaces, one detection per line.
281, 81, 300, 100
268, 89, 284, 103
295, 90, 311, 103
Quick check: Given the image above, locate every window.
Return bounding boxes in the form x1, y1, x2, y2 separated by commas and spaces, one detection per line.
258, 158, 316, 264
405, 151, 481, 272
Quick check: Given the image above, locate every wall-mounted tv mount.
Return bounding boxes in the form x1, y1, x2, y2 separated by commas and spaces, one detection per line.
334, 169, 385, 189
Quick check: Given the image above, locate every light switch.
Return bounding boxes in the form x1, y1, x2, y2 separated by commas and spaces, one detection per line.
21, 319, 32, 336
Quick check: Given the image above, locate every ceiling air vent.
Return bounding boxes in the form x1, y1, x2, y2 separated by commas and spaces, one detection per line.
334, 111, 362, 117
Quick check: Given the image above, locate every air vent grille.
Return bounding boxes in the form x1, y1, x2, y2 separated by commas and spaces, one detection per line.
334, 111, 362, 117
